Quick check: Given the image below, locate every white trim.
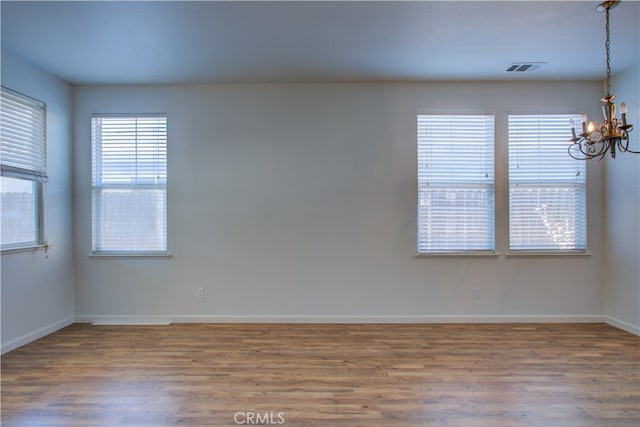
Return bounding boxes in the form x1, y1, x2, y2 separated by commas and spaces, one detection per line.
91, 318, 171, 325
1, 315, 625, 354
76, 314, 604, 325
506, 251, 592, 257
1, 316, 74, 355
2, 315, 610, 352
605, 315, 640, 336
1, 244, 48, 255
416, 252, 500, 258
88, 252, 172, 259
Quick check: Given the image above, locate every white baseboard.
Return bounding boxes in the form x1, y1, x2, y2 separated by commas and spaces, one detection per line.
1, 314, 621, 355
76, 314, 605, 325
1, 316, 75, 355
605, 315, 640, 335
74, 315, 172, 325
2, 315, 609, 352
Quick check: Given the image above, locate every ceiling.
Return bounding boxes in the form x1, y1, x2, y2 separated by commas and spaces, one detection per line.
1, 1, 639, 85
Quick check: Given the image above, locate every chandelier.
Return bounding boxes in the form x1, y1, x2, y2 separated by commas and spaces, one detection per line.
568, 0, 635, 160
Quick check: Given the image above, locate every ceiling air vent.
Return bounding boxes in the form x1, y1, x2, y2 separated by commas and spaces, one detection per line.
506, 62, 546, 72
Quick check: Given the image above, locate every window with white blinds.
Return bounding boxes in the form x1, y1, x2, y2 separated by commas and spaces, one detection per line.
417, 115, 495, 253
1, 86, 47, 249
508, 114, 586, 252
91, 115, 167, 254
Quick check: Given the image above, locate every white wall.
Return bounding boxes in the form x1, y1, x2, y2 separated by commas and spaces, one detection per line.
604, 65, 640, 334
1, 50, 75, 352
73, 81, 606, 323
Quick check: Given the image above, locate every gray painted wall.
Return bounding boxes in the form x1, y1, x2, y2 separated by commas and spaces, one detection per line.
72, 81, 606, 323
1, 51, 75, 353
604, 65, 640, 334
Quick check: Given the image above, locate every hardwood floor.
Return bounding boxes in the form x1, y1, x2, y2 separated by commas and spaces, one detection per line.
1, 323, 638, 427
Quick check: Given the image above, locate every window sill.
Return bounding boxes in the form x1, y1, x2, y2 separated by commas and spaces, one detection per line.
1, 244, 48, 255
416, 252, 500, 258
506, 251, 591, 257
89, 252, 172, 259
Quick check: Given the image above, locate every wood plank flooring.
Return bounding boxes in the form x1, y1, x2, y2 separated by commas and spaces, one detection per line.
1, 323, 638, 427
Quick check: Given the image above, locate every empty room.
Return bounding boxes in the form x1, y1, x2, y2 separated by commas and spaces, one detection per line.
1, 1, 639, 426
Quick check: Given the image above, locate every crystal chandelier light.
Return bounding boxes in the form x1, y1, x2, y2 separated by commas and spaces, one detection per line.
568, 0, 636, 160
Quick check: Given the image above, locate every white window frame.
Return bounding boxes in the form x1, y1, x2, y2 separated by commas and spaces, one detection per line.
1, 86, 47, 252
91, 114, 168, 256
508, 113, 587, 254
417, 114, 496, 255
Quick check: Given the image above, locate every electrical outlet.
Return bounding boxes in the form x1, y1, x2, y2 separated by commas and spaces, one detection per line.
473, 288, 481, 299
196, 288, 204, 299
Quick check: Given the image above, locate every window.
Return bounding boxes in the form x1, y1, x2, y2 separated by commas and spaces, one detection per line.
1, 86, 47, 250
91, 115, 167, 254
508, 114, 586, 252
417, 115, 495, 254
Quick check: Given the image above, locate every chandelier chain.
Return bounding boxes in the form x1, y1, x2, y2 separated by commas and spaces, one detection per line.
605, 7, 611, 96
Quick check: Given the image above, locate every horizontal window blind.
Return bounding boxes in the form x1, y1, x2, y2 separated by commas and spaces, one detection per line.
508, 114, 586, 251
92, 115, 167, 253
0, 86, 47, 182
417, 115, 495, 253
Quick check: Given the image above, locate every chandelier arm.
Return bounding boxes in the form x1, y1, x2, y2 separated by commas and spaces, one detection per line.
590, 140, 611, 159
614, 129, 640, 153
569, 139, 606, 160
622, 147, 640, 154
578, 142, 592, 157
619, 139, 640, 154
588, 141, 608, 157
568, 144, 588, 160
593, 145, 609, 160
